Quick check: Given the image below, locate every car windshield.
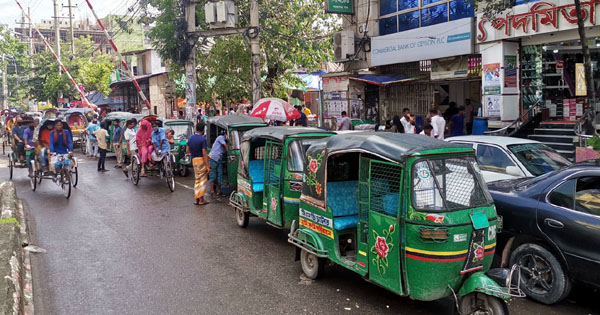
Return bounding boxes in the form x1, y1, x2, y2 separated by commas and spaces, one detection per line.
412, 157, 493, 212
287, 139, 318, 172
169, 124, 193, 140
507, 143, 571, 176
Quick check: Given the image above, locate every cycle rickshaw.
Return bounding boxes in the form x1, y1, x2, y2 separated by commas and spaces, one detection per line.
7, 116, 31, 179
29, 118, 79, 198
65, 108, 91, 153
129, 116, 175, 192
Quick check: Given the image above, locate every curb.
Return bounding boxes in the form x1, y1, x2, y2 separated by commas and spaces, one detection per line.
0, 182, 34, 315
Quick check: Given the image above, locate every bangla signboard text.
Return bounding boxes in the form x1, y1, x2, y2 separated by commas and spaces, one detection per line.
326, 0, 353, 14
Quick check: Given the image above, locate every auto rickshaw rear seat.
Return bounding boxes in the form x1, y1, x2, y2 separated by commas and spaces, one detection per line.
327, 181, 359, 230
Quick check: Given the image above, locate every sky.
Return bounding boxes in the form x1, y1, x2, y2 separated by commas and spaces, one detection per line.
0, 0, 138, 28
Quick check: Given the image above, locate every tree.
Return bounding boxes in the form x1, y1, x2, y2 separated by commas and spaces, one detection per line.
27, 36, 113, 104
140, 0, 339, 101
0, 25, 31, 110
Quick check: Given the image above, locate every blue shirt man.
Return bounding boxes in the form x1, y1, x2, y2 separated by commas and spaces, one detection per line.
151, 124, 171, 156
112, 123, 123, 144
209, 134, 227, 162
49, 129, 73, 154
86, 122, 100, 140
450, 106, 466, 137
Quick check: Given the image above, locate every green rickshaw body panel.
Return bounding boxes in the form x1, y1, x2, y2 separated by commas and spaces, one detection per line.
403, 154, 498, 301
290, 133, 499, 302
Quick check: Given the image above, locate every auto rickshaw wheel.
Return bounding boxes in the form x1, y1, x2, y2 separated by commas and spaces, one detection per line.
459, 293, 507, 315
180, 164, 188, 177
235, 206, 249, 228
300, 249, 324, 280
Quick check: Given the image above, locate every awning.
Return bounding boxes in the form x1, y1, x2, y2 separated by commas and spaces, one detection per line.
109, 72, 168, 88
350, 74, 418, 86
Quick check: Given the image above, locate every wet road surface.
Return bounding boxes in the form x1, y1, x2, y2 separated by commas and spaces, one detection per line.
1, 151, 598, 314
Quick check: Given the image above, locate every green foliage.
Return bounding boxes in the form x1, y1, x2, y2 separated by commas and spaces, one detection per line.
588, 135, 600, 150
0, 25, 32, 110
27, 36, 113, 103
140, 0, 339, 101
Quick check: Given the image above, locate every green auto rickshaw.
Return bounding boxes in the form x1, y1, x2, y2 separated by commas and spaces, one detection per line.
164, 119, 194, 176
207, 115, 267, 188
288, 132, 519, 314
230, 127, 335, 228
104, 112, 133, 156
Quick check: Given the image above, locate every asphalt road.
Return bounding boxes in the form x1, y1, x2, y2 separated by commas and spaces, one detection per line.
1, 151, 598, 315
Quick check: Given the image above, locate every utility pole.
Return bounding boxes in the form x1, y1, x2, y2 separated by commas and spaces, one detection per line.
2, 55, 7, 110
28, 7, 33, 69
249, 0, 261, 104
53, 0, 61, 73
66, 0, 75, 55
184, 0, 196, 120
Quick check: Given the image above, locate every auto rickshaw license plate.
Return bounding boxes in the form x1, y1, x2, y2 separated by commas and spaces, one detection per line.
470, 210, 489, 230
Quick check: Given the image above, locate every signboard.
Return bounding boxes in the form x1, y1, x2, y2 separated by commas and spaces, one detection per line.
371, 18, 474, 67
576, 63, 587, 96
326, 0, 353, 14
484, 95, 501, 117
323, 91, 347, 119
477, 0, 600, 42
431, 56, 469, 80
504, 56, 517, 88
483, 63, 501, 95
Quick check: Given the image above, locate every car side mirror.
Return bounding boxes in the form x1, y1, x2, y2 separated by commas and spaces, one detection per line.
505, 166, 523, 177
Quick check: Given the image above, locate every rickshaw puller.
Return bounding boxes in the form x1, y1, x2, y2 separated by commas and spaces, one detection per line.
49, 121, 73, 177
151, 120, 170, 162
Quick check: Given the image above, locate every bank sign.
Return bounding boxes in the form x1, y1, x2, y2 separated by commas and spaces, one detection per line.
326, 0, 353, 14
371, 18, 474, 67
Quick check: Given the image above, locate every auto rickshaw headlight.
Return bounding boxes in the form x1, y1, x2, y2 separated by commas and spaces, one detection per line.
485, 268, 511, 287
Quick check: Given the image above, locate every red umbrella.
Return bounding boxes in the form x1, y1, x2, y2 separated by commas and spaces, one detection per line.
250, 98, 301, 122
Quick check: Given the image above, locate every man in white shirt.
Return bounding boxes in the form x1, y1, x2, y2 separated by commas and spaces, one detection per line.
338, 111, 352, 131
400, 108, 415, 134
429, 109, 446, 140
122, 119, 138, 177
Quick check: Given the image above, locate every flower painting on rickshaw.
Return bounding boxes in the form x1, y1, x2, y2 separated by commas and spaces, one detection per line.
370, 224, 396, 276
304, 150, 324, 197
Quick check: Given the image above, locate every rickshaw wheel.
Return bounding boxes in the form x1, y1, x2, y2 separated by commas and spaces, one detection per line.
30, 162, 37, 191
60, 170, 72, 199
459, 293, 507, 315
300, 249, 324, 280
166, 164, 175, 192
235, 207, 249, 227
72, 167, 79, 187
132, 158, 140, 185
8, 154, 13, 179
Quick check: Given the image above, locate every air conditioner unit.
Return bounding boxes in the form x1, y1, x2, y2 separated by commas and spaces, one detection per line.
333, 31, 355, 62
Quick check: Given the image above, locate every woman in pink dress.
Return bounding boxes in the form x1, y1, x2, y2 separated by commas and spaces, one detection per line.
136, 119, 154, 177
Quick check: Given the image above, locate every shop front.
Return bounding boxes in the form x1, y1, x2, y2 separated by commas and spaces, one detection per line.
477, 0, 600, 125
370, 17, 477, 118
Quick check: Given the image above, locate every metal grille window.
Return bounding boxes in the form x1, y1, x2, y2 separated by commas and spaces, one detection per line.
379, 0, 474, 36
412, 158, 492, 211
369, 160, 402, 215
254, 146, 265, 160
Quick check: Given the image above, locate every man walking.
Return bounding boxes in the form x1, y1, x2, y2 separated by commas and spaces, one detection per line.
430, 109, 446, 140
93, 124, 109, 172
209, 130, 228, 197
188, 121, 210, 205
337, 111, 351, 131
122, 119, 137, 178
112, 120, 124, 168
449, 106, 466, 137
86, 118, 100, 159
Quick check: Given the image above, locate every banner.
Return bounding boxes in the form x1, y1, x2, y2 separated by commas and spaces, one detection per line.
576, 63, 587, 96
504, 56, 517, 88
483, 63, 501, 95
484, 95, 501, 117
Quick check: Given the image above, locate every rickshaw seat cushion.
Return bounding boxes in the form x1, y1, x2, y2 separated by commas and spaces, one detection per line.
249, 160, 265, 192
327, 181, 360, 230
333, 215, 359, 231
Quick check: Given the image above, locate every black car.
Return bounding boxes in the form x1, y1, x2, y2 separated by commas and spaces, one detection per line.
488, 163, 600, 304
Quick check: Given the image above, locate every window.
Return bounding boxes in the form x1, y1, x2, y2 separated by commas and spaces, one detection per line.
476, 145, 516, 173
508, 143, 571, 176
548, 179, 575, 209
287, 140, 316, 172
379, 0, 474, 35
412, 157, 492, 212
575, 177, 600, 216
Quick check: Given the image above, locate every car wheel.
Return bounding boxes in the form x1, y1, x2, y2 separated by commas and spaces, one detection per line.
510, 243, 571, 304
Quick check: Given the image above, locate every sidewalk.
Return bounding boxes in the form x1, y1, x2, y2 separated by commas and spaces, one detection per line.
0, 182, 34, 315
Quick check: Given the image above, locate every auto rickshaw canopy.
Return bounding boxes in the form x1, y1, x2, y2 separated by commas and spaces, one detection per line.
242, 126, 334, 143
209, 115, 266, 129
